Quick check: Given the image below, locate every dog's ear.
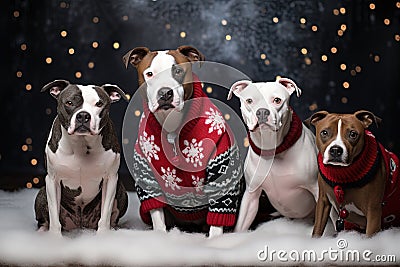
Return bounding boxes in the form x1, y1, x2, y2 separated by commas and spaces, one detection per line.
101, 84, 128, 103
177, 45, 205, 62
41, 79, 70, 99
278, 77, 302, 98
304, 111, 329, 127
227, 80, 252, 100
354, 110, 382, 128
122, 47, 150, 69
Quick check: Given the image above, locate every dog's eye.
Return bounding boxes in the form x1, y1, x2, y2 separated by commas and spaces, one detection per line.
273, 97, 282, 105
174, 68, 183, 76
246, 98, 253, 104
95, 100, 104, 107
349, 130, 358, 139
145, 71, 153, 78
65, 101, 73, 107
320, 130, 328, 137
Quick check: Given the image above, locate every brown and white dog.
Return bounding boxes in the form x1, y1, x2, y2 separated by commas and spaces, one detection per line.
123, 46, 242, 238
307, 110, 400, 237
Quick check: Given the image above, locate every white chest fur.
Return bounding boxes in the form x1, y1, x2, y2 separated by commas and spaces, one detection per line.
46, 127, 120, 204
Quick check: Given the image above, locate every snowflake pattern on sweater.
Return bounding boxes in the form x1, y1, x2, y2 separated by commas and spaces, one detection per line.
132, 81, 242, 227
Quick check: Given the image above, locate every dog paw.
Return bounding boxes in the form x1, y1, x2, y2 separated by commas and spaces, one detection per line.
208, 226, 223, 238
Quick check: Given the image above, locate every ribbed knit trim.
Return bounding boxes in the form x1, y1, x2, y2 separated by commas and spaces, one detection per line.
318, 131, 380, 188
248, 110, 303, 157
206, 212, 236, 227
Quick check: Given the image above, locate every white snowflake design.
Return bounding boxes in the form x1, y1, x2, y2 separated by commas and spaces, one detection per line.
205, 107, 226, 135
139, 131, 160, 162
191, 175, 205, 192
182, 138, 205, 167
160, 167, 182, 190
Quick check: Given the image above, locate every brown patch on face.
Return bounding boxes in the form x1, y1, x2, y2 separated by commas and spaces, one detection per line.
167, 49, 194, 100
136, 52, 158, 86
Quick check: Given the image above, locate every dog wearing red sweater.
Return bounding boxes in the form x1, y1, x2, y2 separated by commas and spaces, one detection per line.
123, 46, 241, 238
307, 110, 400, 237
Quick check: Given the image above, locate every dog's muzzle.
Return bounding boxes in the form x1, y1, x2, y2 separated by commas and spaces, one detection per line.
256, 108, 270, 124
157, 87, 174, 110
75, 111, 91, 133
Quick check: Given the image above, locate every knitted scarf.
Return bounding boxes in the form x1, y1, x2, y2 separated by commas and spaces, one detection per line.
248, 110, 303, 157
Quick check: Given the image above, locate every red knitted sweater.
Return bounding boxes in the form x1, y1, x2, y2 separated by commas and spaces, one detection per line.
318, 131, 400, 228
132, 80, 241, 227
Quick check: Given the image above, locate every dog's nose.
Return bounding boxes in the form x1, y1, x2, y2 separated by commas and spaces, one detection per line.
256, 108, 270, 124
76, 111, 91, 124
158, 87, 174, 102
329, 145, 343, 158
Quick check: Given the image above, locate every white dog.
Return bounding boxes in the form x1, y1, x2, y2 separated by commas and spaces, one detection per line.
228, 78, 319, 231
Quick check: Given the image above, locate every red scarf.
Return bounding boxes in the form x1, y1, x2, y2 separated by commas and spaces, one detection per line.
248, 110, 303, 157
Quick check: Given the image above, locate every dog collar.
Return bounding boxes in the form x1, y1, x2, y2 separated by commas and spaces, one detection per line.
318, 131, 381, 188
248, 110, 303, 157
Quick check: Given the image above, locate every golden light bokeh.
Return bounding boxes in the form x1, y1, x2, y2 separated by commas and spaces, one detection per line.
301, 48, 308, 55
68, 48, 75, 55
384, 18, 390, 25
272, 17, 279, 23
31, 159, 38, 166
25, 84, 32, 91
165, 23, 171, 30
300, 18, 306, 24
21, 145, 28, 152
75, 71, 82, 78
45, 57, 52, 64
113, 42, 120, 49
134, 110, 141, 117
321, 55, 328, 61
16, 71, 22, 78
92, 16, 99, 23
60, 30, 67, 37
333, 9, 339, 15
243, 137, 249, 148
343, 82, 350, 89
206, 87, 213, 94
180, 31, 186, 38
331, 47, 337, 53
369, 3, 375, 10
341, 97, 348, 103
311, 25, 318, 32
224, 114, 231, 120
26, 182, 32, 189
225, 34, 232, 41
221, 19, 227, 26
339, 7, 346, 14
33, 177, 40, 184
92, 41, 99, 48
88, 62, 95, 69
340, 63, 347, 70
13, 10, 20, 18
20, 43, 27, 50
26, 138, 32, 144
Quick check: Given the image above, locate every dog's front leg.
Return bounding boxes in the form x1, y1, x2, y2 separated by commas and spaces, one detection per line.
45, 174, 62, 235
97, 175, 118, 233
234, 188, 262, 232
150, 208, 167, 232
312, 178, 331, 237
209, 226, 223, 238
365, 206, 382, 237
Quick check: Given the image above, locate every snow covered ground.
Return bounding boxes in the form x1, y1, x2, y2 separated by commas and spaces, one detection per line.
0, 189, 399, 266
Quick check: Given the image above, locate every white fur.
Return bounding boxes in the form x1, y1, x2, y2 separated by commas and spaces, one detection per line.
230, 80, 320, 232
323, 119, 349, 166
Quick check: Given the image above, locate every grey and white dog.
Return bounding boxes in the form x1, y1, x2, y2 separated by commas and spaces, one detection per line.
35, 80, 128, 235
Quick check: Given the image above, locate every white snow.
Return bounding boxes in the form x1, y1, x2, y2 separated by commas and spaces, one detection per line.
0, 189, 399, 266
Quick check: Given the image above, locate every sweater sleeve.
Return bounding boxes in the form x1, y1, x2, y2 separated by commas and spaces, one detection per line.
204, 134, 242, 227
133, 150, 167, 225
